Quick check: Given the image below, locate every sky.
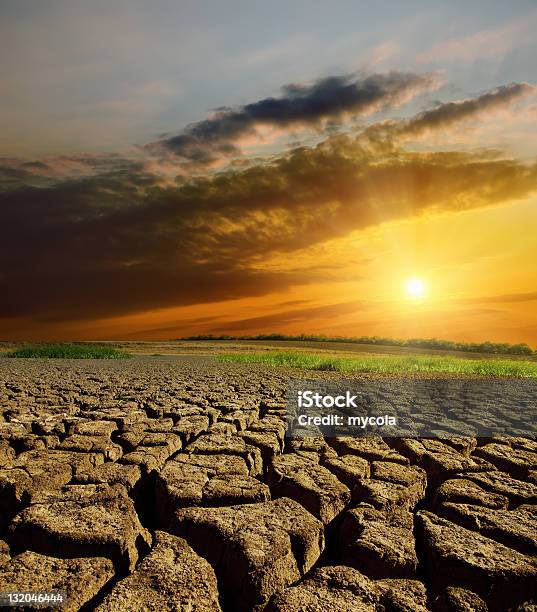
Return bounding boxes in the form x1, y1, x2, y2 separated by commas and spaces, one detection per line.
1, 0, 536, 345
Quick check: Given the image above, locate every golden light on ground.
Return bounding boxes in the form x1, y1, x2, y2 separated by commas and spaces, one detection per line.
405, 277, 427, 299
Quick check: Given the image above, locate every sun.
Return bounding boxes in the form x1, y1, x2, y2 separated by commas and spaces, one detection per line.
405, 277, 427, 299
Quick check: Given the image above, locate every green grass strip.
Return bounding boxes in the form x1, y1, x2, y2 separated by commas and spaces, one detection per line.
6, 344, 131, 359
219, 351, 537, 378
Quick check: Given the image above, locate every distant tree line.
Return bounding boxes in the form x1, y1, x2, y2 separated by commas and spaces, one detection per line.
179, 333, 536, 356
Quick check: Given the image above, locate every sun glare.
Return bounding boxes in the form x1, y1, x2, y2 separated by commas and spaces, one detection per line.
405, 277, 427, 299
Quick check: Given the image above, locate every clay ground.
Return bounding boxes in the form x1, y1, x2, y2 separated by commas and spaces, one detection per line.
0, 354, 536, 611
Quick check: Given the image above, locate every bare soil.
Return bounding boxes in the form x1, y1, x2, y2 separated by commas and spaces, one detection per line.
0, 355, 535, 611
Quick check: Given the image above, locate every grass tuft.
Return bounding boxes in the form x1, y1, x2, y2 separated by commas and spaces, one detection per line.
6, 343, 131, 359
219, 351, 537, 378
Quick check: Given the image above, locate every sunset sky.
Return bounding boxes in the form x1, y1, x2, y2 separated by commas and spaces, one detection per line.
1, 0, 537, 344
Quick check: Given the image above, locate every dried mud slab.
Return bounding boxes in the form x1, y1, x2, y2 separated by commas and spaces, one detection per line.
16, 448, 104, 473
239, 430, 282, 464
73, 420, 118, 437
267, 565, 428, 612
0, 550, 114, 612
473, 443, 537, 479
170, 497, 324, 611
416, 510, 537, 608
435, 502, 537, 555
9, 484, 151, 572
0, 460, 72, 528
95, 531, 222, 611
173, 414, 211, 445
460, 470, 537, 505
321, 453, 370, 488
267, 453, 351, 524
186, 433, 263, 477
59, 434, 123, 461
433, 586, 488, 612
329, 436, 409, 465
120, 445, 175, 473
352, 465, 426, 510
249, 416, 287, 445
432, 477, 509, 509
202, 473, 270, 506
72, 462, 142, 491
287, 437, 335, 462
392, 439, 495, 484
338, 505, 418, 578
154, 453, 270, 527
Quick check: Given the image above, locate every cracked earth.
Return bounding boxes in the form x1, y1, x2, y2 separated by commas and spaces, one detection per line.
0, 355, 536, 611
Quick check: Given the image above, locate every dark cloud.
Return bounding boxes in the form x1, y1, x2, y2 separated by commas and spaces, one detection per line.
21, 161, 50, 170
361, 83, 534, 144
399, 82, 534, 137
146, 71, 440, 164
0, 154, 141, 191
0, 163, 42, 191
2, 131, 536, 330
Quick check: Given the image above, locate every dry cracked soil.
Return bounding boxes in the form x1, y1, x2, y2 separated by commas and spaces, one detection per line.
0, 355, 536, 611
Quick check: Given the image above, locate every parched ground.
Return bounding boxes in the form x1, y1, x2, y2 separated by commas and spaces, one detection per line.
0, 355, 536, 611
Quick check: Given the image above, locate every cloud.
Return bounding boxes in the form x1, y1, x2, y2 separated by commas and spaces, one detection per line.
2, 133, 536, 327
146, 71, 441, 165
2, 74, 537, 334
360, 83, 535, 145
397, 83, 535, 138
0, 154, 141, 191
